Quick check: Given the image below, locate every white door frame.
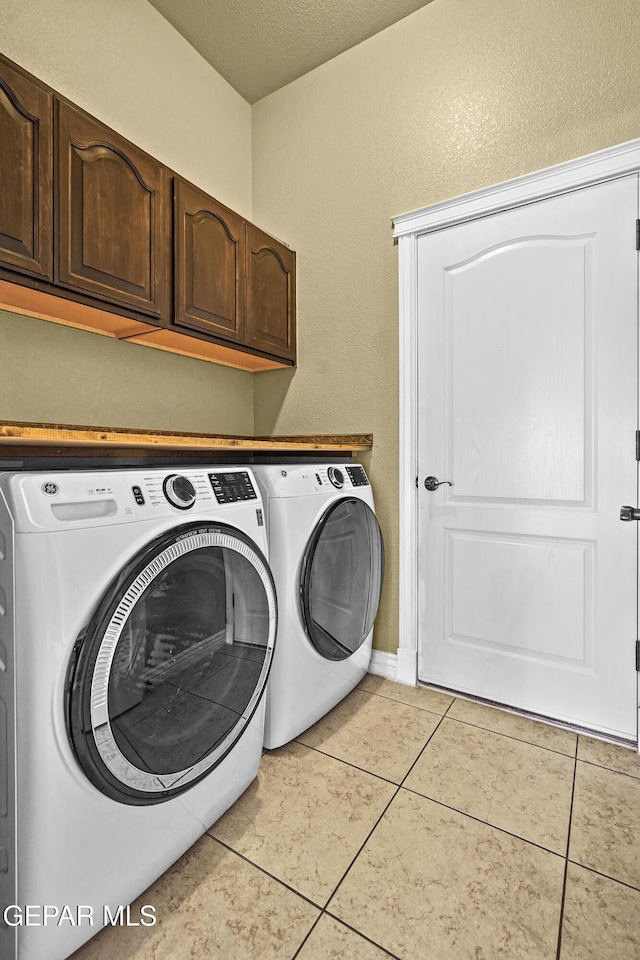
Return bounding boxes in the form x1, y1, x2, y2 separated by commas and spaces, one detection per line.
393, 137, 640, 688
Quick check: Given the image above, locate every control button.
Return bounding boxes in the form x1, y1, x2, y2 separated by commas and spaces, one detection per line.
327, 467, 344, 489
315, 473, 322, 485
163, 474, 196, 510
131, 485, 146, 506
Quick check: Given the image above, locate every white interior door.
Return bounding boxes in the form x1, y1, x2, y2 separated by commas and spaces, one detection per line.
417, 174, 639, 740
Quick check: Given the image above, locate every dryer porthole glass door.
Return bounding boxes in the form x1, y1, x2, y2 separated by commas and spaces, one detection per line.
300, 498, 384, 661
66, 522, 276, 804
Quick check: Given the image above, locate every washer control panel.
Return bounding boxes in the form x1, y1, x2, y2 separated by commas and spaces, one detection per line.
6, 466, 266, 531
208, 470, 257, 504
163, 474, 197, 510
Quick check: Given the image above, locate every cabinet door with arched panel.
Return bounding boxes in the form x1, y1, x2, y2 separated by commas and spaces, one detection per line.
56, 101, 170, 320
0, 59, 52, 280
245, 222, 296, 362
174, 179, 245, 342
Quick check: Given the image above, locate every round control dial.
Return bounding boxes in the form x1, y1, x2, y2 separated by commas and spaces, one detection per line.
327, 467, 344, 489
163, 474, 196, 510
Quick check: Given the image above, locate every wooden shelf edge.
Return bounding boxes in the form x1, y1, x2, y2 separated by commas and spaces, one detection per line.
0, 421, 373, 453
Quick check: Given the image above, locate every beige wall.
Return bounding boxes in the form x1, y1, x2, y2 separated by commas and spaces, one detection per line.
2, 0, 640, 652
0, 311, 254, 433
252, 0, 640, 654
0, 0, 255, 435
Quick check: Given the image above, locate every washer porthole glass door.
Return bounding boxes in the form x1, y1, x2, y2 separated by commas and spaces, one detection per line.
300, 498, 384, 661
66, 522, 276, 805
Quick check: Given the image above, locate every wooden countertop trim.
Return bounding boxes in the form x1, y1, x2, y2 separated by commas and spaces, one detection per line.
0, 421, 373, 452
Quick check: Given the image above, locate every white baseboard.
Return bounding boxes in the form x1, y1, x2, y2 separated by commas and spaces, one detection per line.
367, 649, 398, 681
368, 648, 417, 687
396, 647, 418, 686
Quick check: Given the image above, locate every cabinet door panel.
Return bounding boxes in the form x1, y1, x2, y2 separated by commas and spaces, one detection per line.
245, 223, 296, 362
56, 101, 169, 319
0, 61, 52, 279
174, 179, 244, 341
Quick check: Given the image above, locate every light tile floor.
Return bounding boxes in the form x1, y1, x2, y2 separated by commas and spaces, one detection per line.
72, 676, 640, 959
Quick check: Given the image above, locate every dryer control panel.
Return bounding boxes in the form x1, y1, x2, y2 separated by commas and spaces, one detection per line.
254, 463, 371, 499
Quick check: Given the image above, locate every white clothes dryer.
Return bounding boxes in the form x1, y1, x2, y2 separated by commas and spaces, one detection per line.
253, 462, 384, 750
0, 466, 276, 960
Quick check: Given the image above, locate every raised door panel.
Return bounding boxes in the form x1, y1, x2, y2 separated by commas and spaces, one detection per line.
245, 223, 296, 362
448, 237, 589, 503
0, 61, 52, 279
56, 101, 170, 319
174, 179, 244, 342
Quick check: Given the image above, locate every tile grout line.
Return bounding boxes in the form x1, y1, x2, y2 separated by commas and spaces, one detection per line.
361, 685, 450, 716
400, 710, 450, 783
211, 827, 432, 957
565, 858, 640, 895
294, 731, 574, 862
398, 698, 574, 862
294, 703, 454, 958
208, 833, 404, 958
204, 833, 322, 911
287, 707, 621, 866
287, 777, 405, 960
291, 912, 403, 960
378, 685, 640, 769
292, 739, 403, 787
220, 698, 635, 958
366, 686, 586, 760
400, 784, 568, 860
321, 913, 403, 959
577, 756, 640, 782
417, 683, 636, 749
303, 706, 578, 860
325, 780, 403, 905
443, 714, 577, 758
289, 912, 324, 960
555, 749, 579, 960
216, 694, 639, 958
315, 711, 451, 940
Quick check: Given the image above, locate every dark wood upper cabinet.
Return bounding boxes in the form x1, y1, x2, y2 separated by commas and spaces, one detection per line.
55, 101, 170, 319
0, 60, 53, 280
0, 52, 296, 368
174, 179, 244, 342
245, 223, 296, 362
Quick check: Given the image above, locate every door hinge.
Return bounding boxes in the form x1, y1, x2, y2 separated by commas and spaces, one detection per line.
636, 430, 640, 461
636, 219, 640, 251
636, 639, 640, 672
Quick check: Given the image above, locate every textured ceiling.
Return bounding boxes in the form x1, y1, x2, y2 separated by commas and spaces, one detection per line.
146, 0, 434, 103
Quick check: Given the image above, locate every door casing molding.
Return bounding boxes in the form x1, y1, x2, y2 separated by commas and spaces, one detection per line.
393, 137, 640, 688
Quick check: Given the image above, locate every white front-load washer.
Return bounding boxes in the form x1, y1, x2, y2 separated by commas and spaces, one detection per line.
253, 462, 384, 750
0, 465, 276, 960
